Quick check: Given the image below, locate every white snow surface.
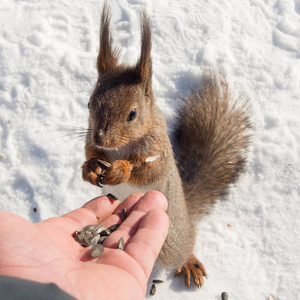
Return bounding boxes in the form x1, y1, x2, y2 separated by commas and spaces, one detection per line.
0, 0, 300, 299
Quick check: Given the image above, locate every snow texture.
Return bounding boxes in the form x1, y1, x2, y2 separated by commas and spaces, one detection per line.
0, 0, 300, 299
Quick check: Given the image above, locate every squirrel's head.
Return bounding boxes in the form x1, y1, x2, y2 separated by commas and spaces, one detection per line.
87, 3, 155, 150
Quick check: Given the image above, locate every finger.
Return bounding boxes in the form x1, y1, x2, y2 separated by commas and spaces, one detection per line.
98, 192, 145, 229
41, 195, 120, 234
125, 208, 169, 279
103, 190, 168, 248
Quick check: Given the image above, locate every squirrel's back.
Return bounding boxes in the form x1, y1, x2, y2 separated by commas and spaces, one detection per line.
173, 67, 251, 221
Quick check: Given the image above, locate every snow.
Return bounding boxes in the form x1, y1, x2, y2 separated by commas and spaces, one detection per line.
0, 0, 300, 299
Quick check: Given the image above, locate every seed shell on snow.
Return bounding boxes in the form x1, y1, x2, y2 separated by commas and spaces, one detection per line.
152, 279, 164, 284
221, 292, 229, 300
89, 244, 104, 258
150, 283, 156, 296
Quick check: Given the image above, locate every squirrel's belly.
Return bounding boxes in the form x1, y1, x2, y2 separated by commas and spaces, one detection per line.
102, 183, 157, 202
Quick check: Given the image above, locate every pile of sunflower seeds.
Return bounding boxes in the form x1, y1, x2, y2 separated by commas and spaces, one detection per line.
74, 207, 127, 258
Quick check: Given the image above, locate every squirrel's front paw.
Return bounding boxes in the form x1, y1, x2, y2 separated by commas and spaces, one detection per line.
102, 160, 133, 185
175, 253, 207, 288
82, 158, 110, 187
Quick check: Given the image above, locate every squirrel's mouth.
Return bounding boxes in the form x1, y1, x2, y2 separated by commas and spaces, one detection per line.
92, 139, 127, 151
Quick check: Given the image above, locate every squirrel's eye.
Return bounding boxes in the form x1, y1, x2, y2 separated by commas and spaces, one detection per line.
87, 102, 90, 109
127, 108, 137, 122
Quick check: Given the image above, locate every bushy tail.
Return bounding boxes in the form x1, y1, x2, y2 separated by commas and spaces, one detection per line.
173, 67, 251, 220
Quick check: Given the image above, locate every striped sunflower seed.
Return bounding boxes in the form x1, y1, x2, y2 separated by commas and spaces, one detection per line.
97, 159, 111, 170
116, 237, 125, 250
150, 284, 156, 296
82, 224, 98, 232
89, 234, 100, 245
107, 223, 120, 232
100, 229, 112, 236
152, 279, 164, 284
92, 225, 106, 235
106, 193, 118, 201
121, 208, 127, 221
98, 236, 108, 244
89, 244, 104, 258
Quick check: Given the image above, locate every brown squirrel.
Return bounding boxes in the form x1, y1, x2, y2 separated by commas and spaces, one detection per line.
82, 3, 250, 288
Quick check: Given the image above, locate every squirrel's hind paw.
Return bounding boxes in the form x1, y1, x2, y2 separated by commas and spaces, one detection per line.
175, 254, 207, 288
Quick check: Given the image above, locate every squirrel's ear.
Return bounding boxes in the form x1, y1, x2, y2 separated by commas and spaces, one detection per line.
135, 10, 152, 96
97, 2, 120, 75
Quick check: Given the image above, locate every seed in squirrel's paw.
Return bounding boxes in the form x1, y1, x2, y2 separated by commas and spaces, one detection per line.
97, 159, 111, 170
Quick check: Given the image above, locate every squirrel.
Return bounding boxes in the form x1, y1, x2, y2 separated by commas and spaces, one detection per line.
82, 3, 250, 288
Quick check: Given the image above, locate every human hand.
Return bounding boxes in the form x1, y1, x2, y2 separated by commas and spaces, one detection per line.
0, 191, 169, 300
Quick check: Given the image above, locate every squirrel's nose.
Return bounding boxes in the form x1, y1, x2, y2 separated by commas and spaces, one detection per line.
93, 129, 105, 146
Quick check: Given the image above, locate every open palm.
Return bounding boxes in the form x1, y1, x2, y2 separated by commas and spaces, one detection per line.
0, 191, 169, 300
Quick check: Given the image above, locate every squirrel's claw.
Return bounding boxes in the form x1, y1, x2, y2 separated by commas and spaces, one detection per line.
175, 254, 207, 288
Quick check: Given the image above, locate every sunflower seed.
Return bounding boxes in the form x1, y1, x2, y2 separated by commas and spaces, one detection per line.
98, 236, 108, 243
83, 231, 94, 246
107, 193, 118, 201
152, 279, 164, 284
74, 231, 85, 245
83, 224, 98, 232
150, 284, 156, 296
107, 223, 120, 232
221, 292, 229, 300
121, 208, 127, 221
89, 234, 100, 245
97, 159, 111, 170
92, 225, 106, 235
100, 229, 112, 236
89, 244, 104, 258
116, 237, 125, 250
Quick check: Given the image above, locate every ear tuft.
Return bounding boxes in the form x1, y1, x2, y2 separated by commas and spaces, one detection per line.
97, 2, 120, 75
136, 9, 152, 81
